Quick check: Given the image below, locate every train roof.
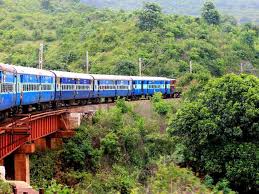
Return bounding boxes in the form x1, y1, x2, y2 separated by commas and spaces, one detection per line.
90, 74, 132, 81
52, 70, 93, 80
10, 65, 55, 77
130, 76, 171, 81
0, 64, 16, 73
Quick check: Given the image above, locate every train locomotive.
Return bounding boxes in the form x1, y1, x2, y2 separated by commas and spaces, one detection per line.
0, 63, 176, 119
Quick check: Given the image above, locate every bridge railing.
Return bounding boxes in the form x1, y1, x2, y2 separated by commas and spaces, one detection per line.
0, 110, 69, 160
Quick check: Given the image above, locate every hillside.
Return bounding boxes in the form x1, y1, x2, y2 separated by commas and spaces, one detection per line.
0, 1, 258, 193
0, 0, 258, 77
82, 0, 259, 23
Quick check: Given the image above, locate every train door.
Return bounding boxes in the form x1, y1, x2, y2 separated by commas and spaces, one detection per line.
39, 75, 42, 103
89, 79, 94, 98
94, 80, 99, 98
19, 74, 23, 107
14, 71, 19, 108
75, 78, 79, 99
73, 78, 76, 100
128, 80, 132, 96
114, 80, 117, 97
54, 77, 61, 101
141, 81, 144, 96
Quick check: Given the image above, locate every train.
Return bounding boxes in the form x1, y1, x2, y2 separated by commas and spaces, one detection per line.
0, 63, 176, 119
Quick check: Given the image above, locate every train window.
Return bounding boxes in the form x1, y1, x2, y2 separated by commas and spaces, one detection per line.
1, 83, 14, 93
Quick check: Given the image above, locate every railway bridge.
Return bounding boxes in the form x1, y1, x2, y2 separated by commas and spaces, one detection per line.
0, 103, 117, 186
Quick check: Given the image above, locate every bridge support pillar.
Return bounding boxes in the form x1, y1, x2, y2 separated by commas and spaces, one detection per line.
14, 154, 30, 184
49, 138, 63, 150
35, 138, 50, 152
14, 143, 35, 184
49, 131, 75, 149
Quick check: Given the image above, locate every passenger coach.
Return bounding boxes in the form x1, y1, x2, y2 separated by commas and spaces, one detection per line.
131, 76, 174, 98
51, 71, 93, 105
11, 65, 55, 110
90, 75, 132, 100
0, 64, 17, 113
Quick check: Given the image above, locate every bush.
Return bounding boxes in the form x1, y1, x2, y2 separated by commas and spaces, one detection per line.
101, 132, 121, 162
62, 128, 102, 172
45, 180, 73, 194
139, 161, 211, 193
170, 74, 259, 193
151, 93, 171, 116
0, 179, 12, 194
30, 150, 59, 188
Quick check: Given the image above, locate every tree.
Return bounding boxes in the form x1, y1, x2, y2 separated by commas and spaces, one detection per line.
114, 61, 138, 76
241, 30, 256, 48
201, 2, 220, 25
151, 92, 170, 116
137, 3, 163, 31
41, 0, 50, 10
169, 74, 259, 193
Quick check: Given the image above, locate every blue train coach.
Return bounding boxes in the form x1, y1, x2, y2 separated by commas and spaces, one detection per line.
131, 76, 170, 98
0, 64, 17, 112
90, 75, 132, 99
11, 65, 55, 109
52, 71, 93, 103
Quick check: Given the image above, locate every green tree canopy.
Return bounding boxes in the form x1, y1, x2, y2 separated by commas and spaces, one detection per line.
241, 30, 256, 48
169, 74, 259, 193
41, 0, 50, 10
137, 3, 163, 31
202, 1, 220, 25
114, 60, 138, 76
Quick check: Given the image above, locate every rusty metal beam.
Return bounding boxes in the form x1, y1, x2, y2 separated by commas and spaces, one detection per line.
0, 110, 70, 160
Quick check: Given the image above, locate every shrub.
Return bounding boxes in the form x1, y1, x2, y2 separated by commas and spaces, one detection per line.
151, 93, 171, 116
170, 74, 259, 193
0, 179, 12, 194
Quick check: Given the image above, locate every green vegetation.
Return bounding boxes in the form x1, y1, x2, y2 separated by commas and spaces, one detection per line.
169, 74, 259, 193
202, 1, 221, 25
0, 179, 12, 193
1, 0, 257, 193
31, 99, 229, 193
0, 0, 258, 78
137, 3, 163, 31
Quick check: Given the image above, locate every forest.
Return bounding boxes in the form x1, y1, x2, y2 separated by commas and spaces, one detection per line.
0, 0, 258, 193
0, 0, 258, 77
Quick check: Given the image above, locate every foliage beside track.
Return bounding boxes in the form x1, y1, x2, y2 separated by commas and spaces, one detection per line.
30, 98, 231, 193
169, 74, 259, 193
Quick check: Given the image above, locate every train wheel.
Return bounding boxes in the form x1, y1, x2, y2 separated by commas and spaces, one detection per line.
0, 111, 8, 121
111, 97, 115, 103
